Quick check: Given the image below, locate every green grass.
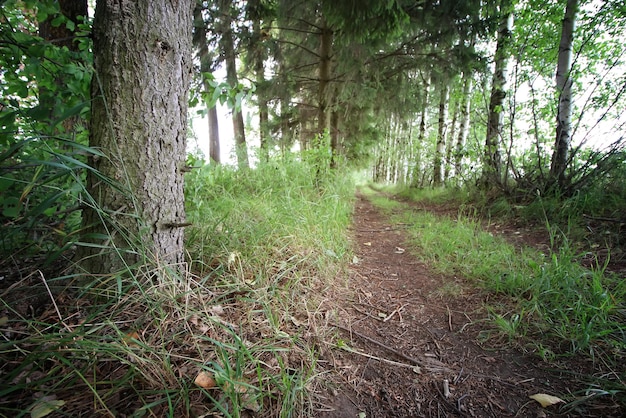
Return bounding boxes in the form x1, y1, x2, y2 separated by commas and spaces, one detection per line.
362, 188, 626, 363
0, 156, 354, 417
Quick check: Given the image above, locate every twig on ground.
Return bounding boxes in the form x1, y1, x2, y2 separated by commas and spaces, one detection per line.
39, 270, 72, 333
332, 322, 452, 373
383, 303, 407, 323
447, 305, 453, 332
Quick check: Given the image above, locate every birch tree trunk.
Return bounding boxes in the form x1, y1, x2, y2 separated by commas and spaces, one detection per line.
444, 96, 459, 182
549, 0, 578, 190
455, 75, 472, 180
411, 75, 430, 187
78, 0, 193, 275
433, 80, 449, 187
483, 0, 514, 186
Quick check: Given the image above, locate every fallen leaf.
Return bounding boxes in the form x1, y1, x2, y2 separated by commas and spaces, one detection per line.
364, 242, 372, 246
394, 247, 405, 254
194, 371, 217, 389
352, 255, 360, 264
0, 316, 8, 326
529, 393, 565, 408
30, 397, 65, 418
123, 331, 140, 347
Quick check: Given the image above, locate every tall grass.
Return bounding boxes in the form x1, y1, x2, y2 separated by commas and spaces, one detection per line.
0, 156, 354, 417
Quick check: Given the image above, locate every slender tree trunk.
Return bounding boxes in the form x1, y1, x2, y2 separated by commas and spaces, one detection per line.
330, 104, 340, 168
444, 95, 459, 181
78, 0, 193, 275
251, 13, 270, 162
455, 74, 472, 180
411, 75, 430, 188
433, 80, 449, 187
318, 22, 333, 135
193, 4, 220, 165
483, 0, 514, 186
549, 0, 578, 190
208, 105, 221, 164
219, 0, 248, 169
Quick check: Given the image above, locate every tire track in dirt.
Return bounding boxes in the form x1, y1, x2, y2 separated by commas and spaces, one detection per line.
315, 192, 617, 417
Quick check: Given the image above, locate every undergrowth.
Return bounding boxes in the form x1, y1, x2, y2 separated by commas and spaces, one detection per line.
0, 157, 354, 417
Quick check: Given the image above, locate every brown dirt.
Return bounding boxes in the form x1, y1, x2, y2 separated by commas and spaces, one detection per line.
314, 192, 624, 418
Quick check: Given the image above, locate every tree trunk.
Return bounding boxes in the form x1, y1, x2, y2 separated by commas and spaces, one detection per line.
411, 75, 430, 188
219, 0, 249, 169
455, 74, 472, 180
483, 0, 514, 186
444, 95, 459, 182
549, 0, 578, 190
208, 105, 221, 164
318, 22, 333, 135
330, 105, 340, 168
433, 80, 449, 187
193, 3, 220, 165
77, 0, 193, 275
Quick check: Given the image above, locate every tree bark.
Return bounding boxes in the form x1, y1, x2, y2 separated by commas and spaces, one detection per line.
549, 0, 578, 190
483, 0, 514, 186
77, 0, 193, 275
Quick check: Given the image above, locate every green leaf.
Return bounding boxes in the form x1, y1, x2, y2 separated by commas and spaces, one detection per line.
30, 398, 65, 418
2, 196, 22, 218
51, 15, 65, 28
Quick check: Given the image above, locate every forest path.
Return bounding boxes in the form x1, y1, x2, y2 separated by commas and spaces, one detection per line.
315, 191, 600, 418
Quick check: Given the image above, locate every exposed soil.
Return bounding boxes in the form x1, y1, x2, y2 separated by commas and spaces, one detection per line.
314, 192, 624, 417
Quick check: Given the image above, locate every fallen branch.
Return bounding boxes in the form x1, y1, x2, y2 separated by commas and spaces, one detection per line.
332, 322, 452, 373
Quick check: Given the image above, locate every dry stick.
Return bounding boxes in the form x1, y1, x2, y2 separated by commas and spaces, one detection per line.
332, 322, 452, 372
39, 270, 72, 333
447, 305, 453, 332
383, 303, 408, 323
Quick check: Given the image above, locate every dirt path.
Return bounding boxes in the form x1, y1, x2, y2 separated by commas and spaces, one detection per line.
315, 193, 618, 417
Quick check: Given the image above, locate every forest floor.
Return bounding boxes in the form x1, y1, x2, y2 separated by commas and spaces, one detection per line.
313, 190, 624, 418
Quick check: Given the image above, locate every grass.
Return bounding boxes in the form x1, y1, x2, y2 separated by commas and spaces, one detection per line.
361, 184, 626, 364
0, 156, 354, 417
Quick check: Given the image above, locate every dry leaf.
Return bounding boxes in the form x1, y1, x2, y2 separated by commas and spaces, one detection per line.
529, 393, 565, 408
394, 247, 405, 254
123, 331, 140, 347
194, 371, 217, 389
352, 255, 360, 264
0, 316, 8, 326
364, 242, 372, 246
